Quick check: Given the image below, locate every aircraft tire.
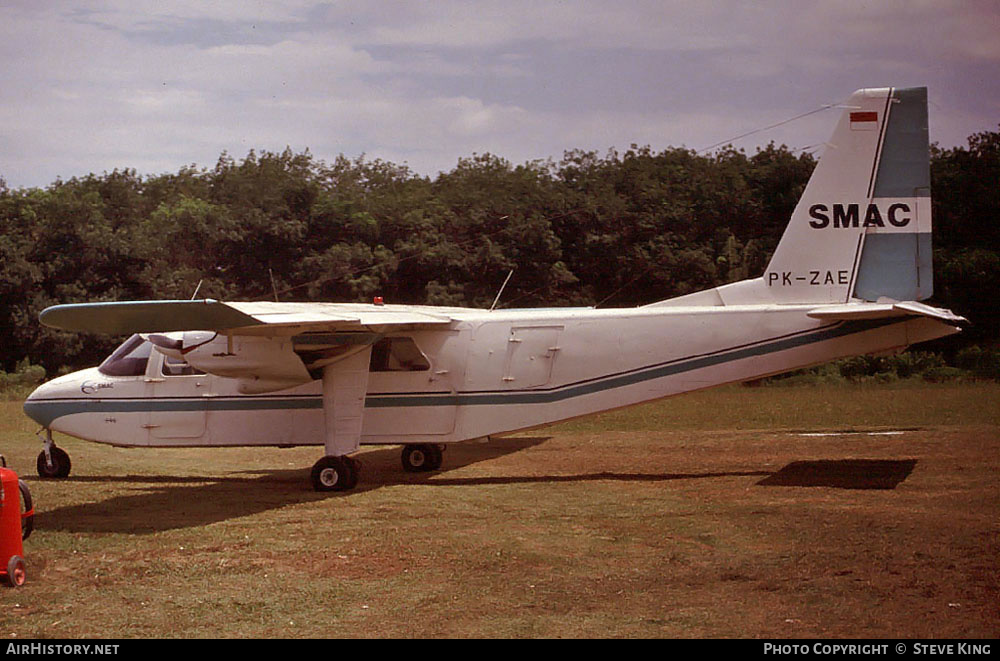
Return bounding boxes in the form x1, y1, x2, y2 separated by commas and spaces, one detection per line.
342, 456, 361, 490
401, 444, 442, 473
19, 480, 33, 541
310, 456, 358, 492
36, 446, 71, 479
425, 444, 443, 471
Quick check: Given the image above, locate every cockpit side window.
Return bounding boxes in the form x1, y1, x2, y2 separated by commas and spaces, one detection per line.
98, 334, 153, 377
370, 337, 431, 372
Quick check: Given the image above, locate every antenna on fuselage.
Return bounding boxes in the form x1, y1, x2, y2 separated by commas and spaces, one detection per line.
490, 269, 515, 312
190, 279, 203, 300
269, 268, 280, 302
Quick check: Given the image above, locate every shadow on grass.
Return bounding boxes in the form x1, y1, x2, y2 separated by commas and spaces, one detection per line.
33, 436, 920, 534
34, 437, 548, 534
757, 459, 918, 489
421, 470, 773, 487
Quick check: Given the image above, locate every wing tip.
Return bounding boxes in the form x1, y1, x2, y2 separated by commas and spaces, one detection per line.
39, 299, 260, 334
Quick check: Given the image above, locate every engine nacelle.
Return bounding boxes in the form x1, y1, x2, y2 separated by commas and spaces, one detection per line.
149, 332, 312, 393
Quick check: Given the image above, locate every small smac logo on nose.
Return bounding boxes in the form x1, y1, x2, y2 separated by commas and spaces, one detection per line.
81, 380, 114, 395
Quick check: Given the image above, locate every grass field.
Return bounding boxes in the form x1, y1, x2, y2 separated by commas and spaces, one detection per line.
1, 382, 998, 638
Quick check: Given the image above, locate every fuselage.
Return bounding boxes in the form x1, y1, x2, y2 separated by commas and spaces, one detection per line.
23, 303, 958, 449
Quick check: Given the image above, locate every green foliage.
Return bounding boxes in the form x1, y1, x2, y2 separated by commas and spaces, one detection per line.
931, 127, 1000, 250
0, 358, 46, 397
932, 248, 1000, 350
0, 127, 996, 375
758, 349, 993, 385
837, 352, 948, 382
955, 345, 1000, 380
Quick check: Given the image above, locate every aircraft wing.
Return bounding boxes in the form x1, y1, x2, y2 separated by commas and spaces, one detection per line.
806, 300, 966, 325
39, 299, 459, 335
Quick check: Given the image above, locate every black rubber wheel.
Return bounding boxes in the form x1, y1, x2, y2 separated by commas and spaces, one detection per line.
342, 456, 361, 490
401, 444, 443, 472
425, 444, 443, 471
4, 555, 26, 588
310, 456, 358, 492
37, 446, 71, 479
19, 480, 33, 541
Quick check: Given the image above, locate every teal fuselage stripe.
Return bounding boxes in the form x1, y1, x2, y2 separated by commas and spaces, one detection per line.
23, 395, 322, 428
23, 318, 900, 427
369, 317, 897, 407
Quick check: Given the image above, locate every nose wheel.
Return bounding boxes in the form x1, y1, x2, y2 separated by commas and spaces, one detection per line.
37, 444, 71, 479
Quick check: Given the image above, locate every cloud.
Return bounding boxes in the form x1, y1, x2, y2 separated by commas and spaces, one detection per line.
0, 1, 997, 188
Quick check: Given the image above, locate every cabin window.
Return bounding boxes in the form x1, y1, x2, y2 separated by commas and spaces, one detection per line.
369, 337, 430, 372
161, 355, 205, 376
98, 334, 153, 377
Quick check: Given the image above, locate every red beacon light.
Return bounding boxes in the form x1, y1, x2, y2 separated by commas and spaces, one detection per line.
373, 296, 384, 306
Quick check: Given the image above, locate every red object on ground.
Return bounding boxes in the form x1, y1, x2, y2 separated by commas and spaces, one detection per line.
0, 461, 32, 587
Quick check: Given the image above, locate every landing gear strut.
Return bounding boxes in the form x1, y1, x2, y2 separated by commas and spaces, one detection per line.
311, 348, 371, 493
401, 444, 444, 473
37, 430, 71, 479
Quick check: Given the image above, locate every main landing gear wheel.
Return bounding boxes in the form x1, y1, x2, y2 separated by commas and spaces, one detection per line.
37, 445, 71, 479
401, 444, 443, 473
310, 455, 360, 492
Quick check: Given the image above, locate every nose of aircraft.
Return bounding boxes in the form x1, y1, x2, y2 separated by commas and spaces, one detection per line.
22, 368, 97, 428
23, 378, 62, 427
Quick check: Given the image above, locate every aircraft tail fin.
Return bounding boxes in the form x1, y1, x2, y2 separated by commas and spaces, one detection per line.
763, 87, 933, 305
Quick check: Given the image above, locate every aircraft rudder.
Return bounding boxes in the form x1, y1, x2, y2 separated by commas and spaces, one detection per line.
855, 86, 933, 301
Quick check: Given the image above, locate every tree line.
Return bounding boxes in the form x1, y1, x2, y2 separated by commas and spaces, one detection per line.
1, 127, 997, 376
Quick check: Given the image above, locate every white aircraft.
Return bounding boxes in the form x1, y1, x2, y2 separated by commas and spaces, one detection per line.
24, 87, 965, 491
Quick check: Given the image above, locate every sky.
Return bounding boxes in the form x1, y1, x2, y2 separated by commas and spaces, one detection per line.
1, 1, 998, 189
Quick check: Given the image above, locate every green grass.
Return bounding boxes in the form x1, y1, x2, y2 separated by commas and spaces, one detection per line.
1, 382, 997, 638
550, 381, 1000, 432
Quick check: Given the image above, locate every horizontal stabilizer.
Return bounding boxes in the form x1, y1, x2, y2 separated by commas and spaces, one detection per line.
40, 299, 457, 335
807, 300, 966, 325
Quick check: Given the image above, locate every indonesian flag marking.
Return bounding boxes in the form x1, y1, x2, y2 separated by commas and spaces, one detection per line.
850, 111, 879, 131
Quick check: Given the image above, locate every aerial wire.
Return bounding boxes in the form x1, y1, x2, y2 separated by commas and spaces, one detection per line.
697, 101, 841, 155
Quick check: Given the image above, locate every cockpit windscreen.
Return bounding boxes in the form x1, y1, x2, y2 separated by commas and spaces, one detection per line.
98, 334, 153, 377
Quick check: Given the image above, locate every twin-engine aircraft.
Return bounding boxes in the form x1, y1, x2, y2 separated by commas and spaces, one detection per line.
24, 87, 964, 491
